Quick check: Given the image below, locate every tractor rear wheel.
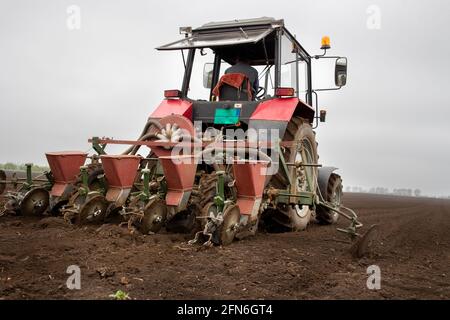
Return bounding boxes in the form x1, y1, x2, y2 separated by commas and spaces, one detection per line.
316, 173, 342, 225
268, 117, 319, 231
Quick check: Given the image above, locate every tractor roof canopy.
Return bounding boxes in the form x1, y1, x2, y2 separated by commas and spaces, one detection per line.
157, 17, 309, 66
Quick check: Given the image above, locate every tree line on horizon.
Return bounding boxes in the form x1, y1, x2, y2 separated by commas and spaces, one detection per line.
346, 186, 422, 197
0, 163, 49, 172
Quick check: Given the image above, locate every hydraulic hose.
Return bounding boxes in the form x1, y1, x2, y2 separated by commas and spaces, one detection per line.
123, 132, 202, 156
125, 133, 160, 155
121, 119, 164, 155
201, 146, 272, 164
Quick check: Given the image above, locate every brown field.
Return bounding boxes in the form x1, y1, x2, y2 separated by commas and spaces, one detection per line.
0, 193, 449, 300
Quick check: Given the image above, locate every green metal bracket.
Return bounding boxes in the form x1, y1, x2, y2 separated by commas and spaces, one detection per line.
79, 166, 89, 196
299, 145, 314, 194
98, 174, 107, 195
318, 201, 363, 239
337, 218, 360, 240
158, 176, 167, 199
297, 191, 314, 206
139, 169, 151, 201
25, 163, 32, 185
276, 190, 314, 206
22, 163, 33, 190
274, 189, 289, 204
277, 142, 292, 188
92, 137, 107, 155
214, 171, 226, 213
43, 171, 54, 190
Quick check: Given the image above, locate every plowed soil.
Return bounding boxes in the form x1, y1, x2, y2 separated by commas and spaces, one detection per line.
0, 193, 449, 300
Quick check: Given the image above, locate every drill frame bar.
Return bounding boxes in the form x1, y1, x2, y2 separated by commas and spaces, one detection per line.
88, 137, 297, 149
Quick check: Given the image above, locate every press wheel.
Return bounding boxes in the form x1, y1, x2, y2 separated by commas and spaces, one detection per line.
20, 188, 50, 216
76, 195, 108, 224
213, 204, 241, 246
140, 199, 167, 234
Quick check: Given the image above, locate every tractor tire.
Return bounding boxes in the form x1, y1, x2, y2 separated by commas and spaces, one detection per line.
267, 117, 319, 231
165, 208, 198, 234
316, 173, 343, 225
174, 171, 219, 234
87, 168, 106, 192
50, 199, 69, 216
71, 165, 107, 192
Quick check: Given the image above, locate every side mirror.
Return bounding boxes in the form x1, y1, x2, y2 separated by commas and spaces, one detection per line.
203, 63, 214, 89
335, 57, 347, 87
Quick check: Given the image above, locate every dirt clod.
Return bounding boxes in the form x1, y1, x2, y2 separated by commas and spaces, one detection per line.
96, 267, 115, 279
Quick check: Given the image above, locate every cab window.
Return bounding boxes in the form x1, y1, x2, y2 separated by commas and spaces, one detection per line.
280, 33, 299, 96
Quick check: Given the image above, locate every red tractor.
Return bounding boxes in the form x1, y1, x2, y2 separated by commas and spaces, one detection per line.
1, 18, 364, 246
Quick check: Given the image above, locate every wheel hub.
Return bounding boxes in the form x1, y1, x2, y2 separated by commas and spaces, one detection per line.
294, 140, 315, 193
293, 204, 309, 218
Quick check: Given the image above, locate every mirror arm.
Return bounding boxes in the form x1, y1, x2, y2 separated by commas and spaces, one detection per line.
313, 86, 342, 92
313, 54, 343, 60
313, 48, 328, 59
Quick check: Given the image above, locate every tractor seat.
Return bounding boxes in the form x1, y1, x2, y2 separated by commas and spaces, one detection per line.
212, 73, 253, 101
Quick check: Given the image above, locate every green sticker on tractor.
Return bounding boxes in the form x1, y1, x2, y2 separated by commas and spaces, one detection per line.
214, 108, 240, 125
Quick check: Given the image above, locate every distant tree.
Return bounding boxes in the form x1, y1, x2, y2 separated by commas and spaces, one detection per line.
0, 163, 48, 172
414, 189, 421, 197
2, 163, 18, 170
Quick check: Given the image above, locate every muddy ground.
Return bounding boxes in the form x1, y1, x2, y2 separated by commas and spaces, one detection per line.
0, 193, 449, 300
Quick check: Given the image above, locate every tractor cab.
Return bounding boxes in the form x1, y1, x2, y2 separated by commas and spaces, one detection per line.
156, 18, 312, 130
155, 17, 347, 133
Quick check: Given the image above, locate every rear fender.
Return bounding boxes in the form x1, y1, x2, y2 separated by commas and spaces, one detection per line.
250, 98, 299, 121
249, 98, 315, 140
150, 99, 193, 120
317, 166, 338, 201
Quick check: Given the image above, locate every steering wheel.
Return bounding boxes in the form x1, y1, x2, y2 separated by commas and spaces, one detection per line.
255, 86, 266, 100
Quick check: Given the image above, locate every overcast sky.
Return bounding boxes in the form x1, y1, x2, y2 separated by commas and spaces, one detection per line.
1, 0, 449, 196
